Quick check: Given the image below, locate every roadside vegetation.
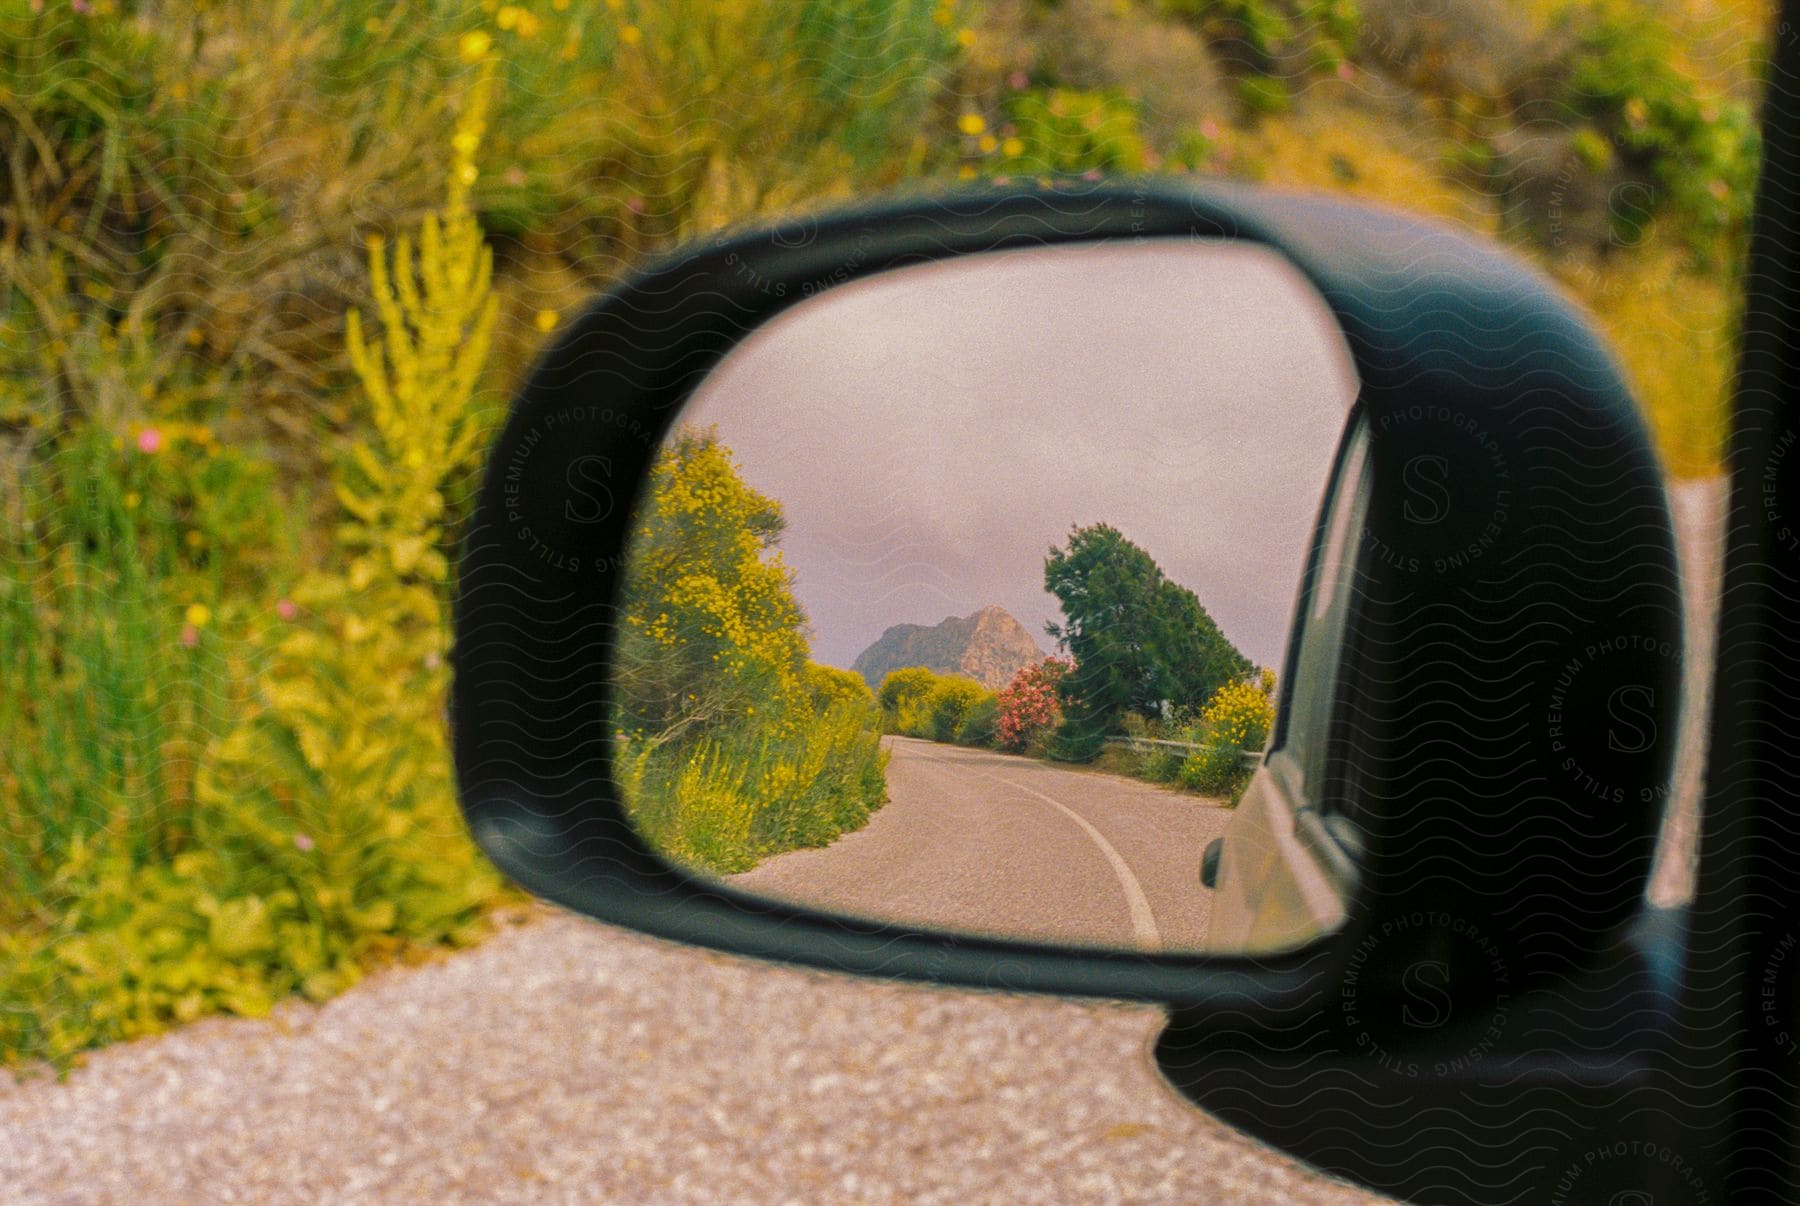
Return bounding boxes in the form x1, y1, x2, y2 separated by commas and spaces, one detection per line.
2, 73, 511, 1070
0, 0, 1768, 1071
879, 656, 1277, 802
611, 427, 888, 875
878, 525, 1277, 800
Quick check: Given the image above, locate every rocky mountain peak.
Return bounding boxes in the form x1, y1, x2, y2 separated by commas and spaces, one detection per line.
850, 606, 1047, 692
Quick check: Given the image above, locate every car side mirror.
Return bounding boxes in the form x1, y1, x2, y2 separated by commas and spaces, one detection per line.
450, 180, 1684, 1203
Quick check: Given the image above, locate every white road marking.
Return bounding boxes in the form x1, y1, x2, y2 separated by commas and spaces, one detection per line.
915, 743, 1163, 951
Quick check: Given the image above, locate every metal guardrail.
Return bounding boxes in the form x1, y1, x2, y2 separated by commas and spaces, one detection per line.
1104, 735, 1264, 771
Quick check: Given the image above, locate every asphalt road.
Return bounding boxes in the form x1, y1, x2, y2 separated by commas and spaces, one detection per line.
734, 738, 1232, 952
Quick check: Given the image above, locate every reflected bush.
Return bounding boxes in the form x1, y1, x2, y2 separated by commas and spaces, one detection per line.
619, 702, 889, 875
878, 667, 995, 745
956, 694, 1001, 747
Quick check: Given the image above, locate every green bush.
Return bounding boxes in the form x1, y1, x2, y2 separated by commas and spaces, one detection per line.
1141, 733, 1194, 783
956, 694, 1001, 747
877, 666, 942, 720
1178, 741, 1248, 795
1047, 715, 1110, 763
924, 678, 993, 743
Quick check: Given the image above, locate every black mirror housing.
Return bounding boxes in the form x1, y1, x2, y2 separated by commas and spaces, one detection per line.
450, 179, 1680, 1010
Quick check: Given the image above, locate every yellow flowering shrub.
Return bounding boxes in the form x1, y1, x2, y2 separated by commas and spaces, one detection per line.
610, 425, 887, 873
1179, 673, 1277, 799
617, 698, 887, 875
615, 426, 810, 741
1201, 675, 1277, 753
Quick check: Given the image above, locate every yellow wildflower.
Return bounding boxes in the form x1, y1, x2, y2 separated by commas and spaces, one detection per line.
459, 30, 492, 62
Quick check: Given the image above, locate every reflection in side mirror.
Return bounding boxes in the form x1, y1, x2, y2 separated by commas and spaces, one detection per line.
610, 241, 1359, 954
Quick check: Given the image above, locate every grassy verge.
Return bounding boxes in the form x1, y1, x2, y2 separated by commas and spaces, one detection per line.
616, 703, 889, 876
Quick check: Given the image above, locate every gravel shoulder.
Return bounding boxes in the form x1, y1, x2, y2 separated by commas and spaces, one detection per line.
0, 907, 1382, 1204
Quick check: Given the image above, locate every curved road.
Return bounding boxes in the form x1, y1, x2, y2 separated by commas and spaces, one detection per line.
734, 738, 1231, 952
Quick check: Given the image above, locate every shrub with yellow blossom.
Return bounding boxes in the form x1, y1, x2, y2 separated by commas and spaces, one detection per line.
1178, 671, 1277, 799
610, 425, 887, 873
614, 425, 810, 743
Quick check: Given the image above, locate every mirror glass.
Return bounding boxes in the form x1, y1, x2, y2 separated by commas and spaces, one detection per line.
611, 241, 1358, 953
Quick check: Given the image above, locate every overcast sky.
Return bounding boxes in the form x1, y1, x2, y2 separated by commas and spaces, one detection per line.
676, 240, 1359, 674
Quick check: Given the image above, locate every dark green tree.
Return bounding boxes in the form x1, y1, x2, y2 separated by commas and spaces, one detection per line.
1043, 523, 1251, 735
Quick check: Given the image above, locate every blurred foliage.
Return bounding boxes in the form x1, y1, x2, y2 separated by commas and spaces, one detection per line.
1551, 0, 1761, 257
2, 63, 509, 1072
995, 88, 1150, 174
1159, 0, 1362, 76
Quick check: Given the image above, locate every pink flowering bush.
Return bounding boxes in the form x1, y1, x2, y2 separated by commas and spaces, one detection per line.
995, 657, 1073, 753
